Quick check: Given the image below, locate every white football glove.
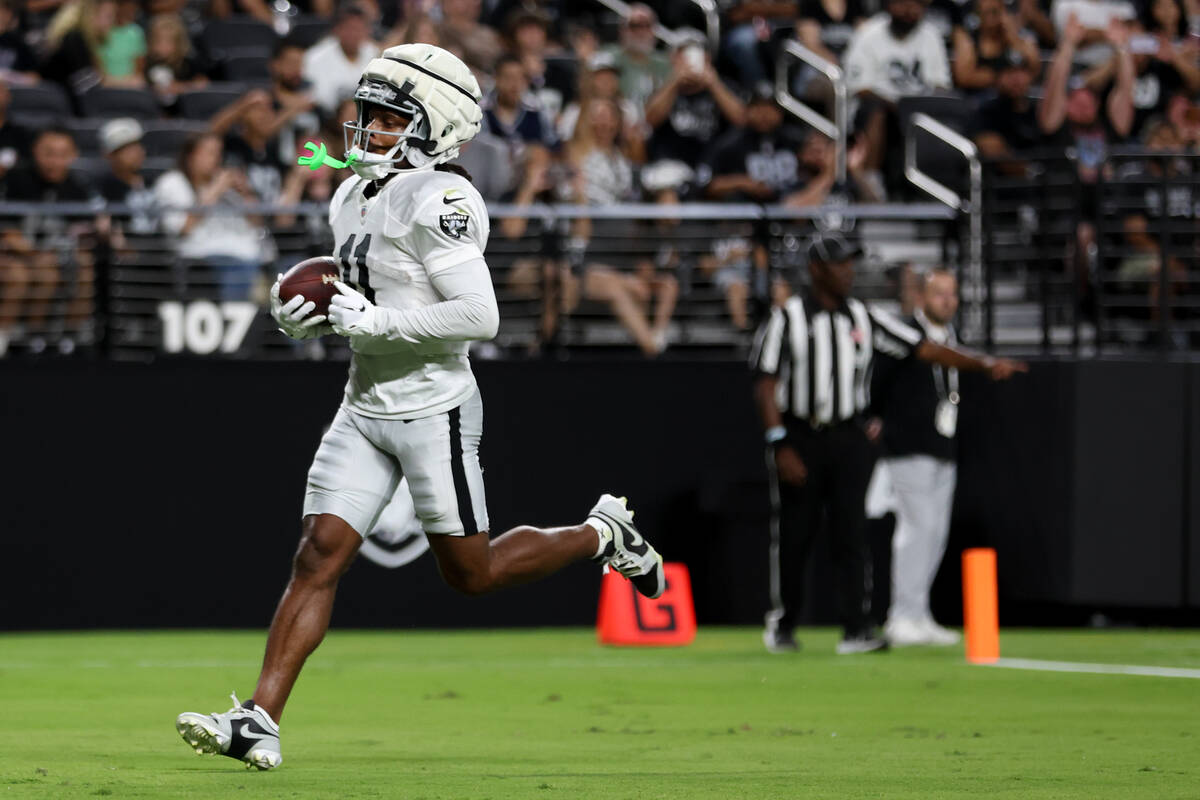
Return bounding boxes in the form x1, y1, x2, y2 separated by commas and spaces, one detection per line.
328, 280, 380, 337
270, 274, 330, 339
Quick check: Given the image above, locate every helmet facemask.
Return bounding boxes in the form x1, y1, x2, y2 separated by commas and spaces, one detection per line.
343, 78, 437, 180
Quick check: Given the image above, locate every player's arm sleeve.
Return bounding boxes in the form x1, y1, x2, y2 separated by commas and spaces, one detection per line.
868, 306, 924, 358
366, 256, 500, 344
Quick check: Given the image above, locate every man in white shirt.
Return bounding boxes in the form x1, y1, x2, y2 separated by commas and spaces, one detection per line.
844, 0, 951, 180
302, 5, 380, 114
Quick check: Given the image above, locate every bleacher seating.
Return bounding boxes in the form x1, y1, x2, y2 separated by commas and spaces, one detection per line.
200, 18, 278, 61
9, 83, 73, 125
78, 88, 162, 120
222, 52, 272, 83
140, 120, 210, 157
175, 84, 250, 120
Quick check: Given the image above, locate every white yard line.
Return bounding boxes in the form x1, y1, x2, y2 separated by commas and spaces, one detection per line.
982, 657, 1200, 679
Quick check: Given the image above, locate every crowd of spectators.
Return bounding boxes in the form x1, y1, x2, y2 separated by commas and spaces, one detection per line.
0, 0, 1197, 355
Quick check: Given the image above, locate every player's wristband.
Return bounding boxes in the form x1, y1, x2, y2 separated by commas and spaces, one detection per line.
765, 425, 788, 445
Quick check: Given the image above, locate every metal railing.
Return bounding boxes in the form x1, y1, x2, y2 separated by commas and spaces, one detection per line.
590, 0, 684, 48
774, 39, 847, 184
980, 150, 1200, 355
0, 201, 963, 360
905, 112, 984, 343
687, 0, 721, 52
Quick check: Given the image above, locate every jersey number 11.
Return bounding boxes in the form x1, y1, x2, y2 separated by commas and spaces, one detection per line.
337, 233, 376, 302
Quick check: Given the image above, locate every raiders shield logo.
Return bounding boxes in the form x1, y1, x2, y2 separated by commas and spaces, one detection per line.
439, 212, 469, 239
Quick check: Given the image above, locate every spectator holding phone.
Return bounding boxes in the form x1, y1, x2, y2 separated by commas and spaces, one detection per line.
643, 30, 747, 202
1081, 0, 1200, 136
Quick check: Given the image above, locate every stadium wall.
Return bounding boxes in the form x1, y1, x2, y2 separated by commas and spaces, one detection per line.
2, 359, 1196, 630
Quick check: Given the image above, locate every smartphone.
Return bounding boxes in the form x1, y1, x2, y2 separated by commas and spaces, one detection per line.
1128, 33, 1160, 55
682, 44, 705, 72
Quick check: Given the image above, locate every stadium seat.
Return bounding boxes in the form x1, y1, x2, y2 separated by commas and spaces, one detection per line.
9, 83, 72, 119
72, 156, 110, 184
141, 156, 176, 184
64, 118, 108, 156
222, 52, 272, 83
175, 84, 249, 120
140, 120, 209, 157
287, 15, 332, 47
78, 87, 162, 120
201, 17, 278, 61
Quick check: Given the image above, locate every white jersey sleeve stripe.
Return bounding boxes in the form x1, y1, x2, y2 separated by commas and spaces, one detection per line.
868, 306, 923, 355
751, 308, 786, 375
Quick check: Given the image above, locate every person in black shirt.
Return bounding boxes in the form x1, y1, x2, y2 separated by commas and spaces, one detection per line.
97, 117, 157, 234
0, 0, 39, 82
642, 30, 746, 201
797, 0, 868, 65
267, 38, 319, 167
210, 89, 287, 203
973, 50, 1043, 161
1037, 15, 1135, 181
0, 126, 101, 351
1079, 0, 1200, 142
870, 268, 968, 646
143, 12, 209, 105
0, 81, 30, 181
40, 0, 117, 98
504, 8, 576, 120
952, 0, 1042, 94
705, 86, 805, 202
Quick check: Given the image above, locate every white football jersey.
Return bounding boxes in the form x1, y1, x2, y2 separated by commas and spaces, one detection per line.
328, 168, 491, 420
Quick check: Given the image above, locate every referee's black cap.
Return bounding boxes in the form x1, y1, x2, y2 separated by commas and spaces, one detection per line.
806, 233, 863, 265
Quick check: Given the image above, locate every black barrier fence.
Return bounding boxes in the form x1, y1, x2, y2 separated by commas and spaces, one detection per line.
3, 358, 1198, 631
981, 150, 1200, 355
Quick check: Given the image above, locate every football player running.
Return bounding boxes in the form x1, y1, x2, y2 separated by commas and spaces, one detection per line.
175, 45, 664, 771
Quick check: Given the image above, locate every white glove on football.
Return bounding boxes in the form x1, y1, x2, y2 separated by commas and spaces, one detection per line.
328, 280, 379, 336
270, 274, 329, 339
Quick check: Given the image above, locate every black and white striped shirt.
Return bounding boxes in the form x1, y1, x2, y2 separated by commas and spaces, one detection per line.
750, 294, 925, 426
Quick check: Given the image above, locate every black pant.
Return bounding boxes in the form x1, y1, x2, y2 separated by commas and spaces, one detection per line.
767, 420, 877, 637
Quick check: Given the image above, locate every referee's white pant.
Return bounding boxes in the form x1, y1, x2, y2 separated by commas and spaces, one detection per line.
884, 455, 957, 624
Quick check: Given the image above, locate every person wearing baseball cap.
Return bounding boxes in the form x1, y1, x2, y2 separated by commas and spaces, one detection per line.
751, 232, 1026, 655
97, 117, 155, 233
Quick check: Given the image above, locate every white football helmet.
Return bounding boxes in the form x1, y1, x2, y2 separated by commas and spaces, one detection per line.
344, 43, 483, 180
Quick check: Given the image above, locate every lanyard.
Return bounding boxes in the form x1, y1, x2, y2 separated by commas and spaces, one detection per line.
917, 312, 959, 405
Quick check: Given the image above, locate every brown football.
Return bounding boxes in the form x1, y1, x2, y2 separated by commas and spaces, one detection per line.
278, 256, 341, 316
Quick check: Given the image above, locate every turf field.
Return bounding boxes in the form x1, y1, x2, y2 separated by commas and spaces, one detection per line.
1, 628, 1197, 799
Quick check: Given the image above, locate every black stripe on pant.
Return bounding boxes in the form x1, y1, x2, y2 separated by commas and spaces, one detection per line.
766, 421, 876, 637
447, 407, 479, 536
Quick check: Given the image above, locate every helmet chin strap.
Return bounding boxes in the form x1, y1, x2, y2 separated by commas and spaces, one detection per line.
348, 138, 458, 180
344, 111, 463, 181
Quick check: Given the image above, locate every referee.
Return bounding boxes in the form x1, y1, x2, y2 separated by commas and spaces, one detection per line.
751, 234, 1025, 654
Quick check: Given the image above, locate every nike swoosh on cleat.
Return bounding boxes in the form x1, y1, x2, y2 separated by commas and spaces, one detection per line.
443, 196, 464, 204
236, 723, 274, 744
595, 509, 645, 550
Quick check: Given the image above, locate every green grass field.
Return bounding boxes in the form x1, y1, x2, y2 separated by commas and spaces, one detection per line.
1, 628, 1198, 799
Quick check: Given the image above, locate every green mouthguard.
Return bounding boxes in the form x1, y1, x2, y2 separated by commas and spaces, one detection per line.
297, 141, 359, 170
